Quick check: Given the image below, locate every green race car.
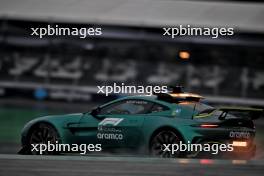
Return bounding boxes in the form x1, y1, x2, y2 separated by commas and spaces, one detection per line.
19, 87, 263, 158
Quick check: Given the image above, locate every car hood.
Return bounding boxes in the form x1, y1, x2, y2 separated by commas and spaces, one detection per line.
22, 113, 84, 133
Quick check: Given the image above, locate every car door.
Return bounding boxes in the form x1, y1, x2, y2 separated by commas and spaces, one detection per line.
77, 99, 154, 149
97, 99, 156, 148
72, 112, 100, 145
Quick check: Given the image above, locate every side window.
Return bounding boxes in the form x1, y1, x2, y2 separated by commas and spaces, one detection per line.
99, 99, 154, 115
151, 103, 169, 113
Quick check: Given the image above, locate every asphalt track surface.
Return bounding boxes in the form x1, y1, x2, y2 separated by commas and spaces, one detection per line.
0, 155, 264, 176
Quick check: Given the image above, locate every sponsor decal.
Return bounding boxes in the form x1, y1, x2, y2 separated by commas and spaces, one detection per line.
97, 118, 124, 140
98, 118, 123, 126
97, 133, 123, 140
229, 131, 250, 139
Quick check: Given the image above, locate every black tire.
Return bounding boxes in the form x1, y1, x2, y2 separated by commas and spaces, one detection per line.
27, 123, 59, 155
149, 130, 182, 158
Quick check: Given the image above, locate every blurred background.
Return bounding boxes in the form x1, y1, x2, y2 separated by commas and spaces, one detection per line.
0, 0, 264, 156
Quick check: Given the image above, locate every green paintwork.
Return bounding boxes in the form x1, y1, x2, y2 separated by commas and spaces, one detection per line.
20, 95, 261, 153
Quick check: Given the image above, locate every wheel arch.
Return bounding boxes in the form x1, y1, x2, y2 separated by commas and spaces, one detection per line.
23, 121, 61, 145
148, 126, 185, 149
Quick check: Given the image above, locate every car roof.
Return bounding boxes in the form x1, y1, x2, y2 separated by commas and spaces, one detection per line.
114, 93, 203, 105
111, 86, 204, 105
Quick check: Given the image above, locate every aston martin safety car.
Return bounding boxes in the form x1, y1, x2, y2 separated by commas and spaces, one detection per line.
19, 87, 263, 158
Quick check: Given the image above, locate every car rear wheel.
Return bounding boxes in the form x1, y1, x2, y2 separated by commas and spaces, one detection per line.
28, 123, 59, 155
150, 130, 181, 158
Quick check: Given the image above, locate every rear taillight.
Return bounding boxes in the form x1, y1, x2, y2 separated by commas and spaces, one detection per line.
191, 123, 219, 128
232, 141, 247, 147
200, 124, 219, 128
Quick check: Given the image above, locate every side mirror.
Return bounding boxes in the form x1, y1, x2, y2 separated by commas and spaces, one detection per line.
91, 107, 101, 117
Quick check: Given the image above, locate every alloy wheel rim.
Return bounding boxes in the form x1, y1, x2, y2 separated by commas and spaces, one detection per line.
151, 131, 180, 158
29, 124, 57, 154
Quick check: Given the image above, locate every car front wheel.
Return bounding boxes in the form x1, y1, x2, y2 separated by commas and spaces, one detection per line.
27, 123, 59, 155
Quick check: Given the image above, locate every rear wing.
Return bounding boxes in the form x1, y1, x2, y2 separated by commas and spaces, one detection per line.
218, 107, 264, 120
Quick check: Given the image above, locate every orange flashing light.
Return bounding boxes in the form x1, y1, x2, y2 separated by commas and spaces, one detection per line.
170, 93, 203, 99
